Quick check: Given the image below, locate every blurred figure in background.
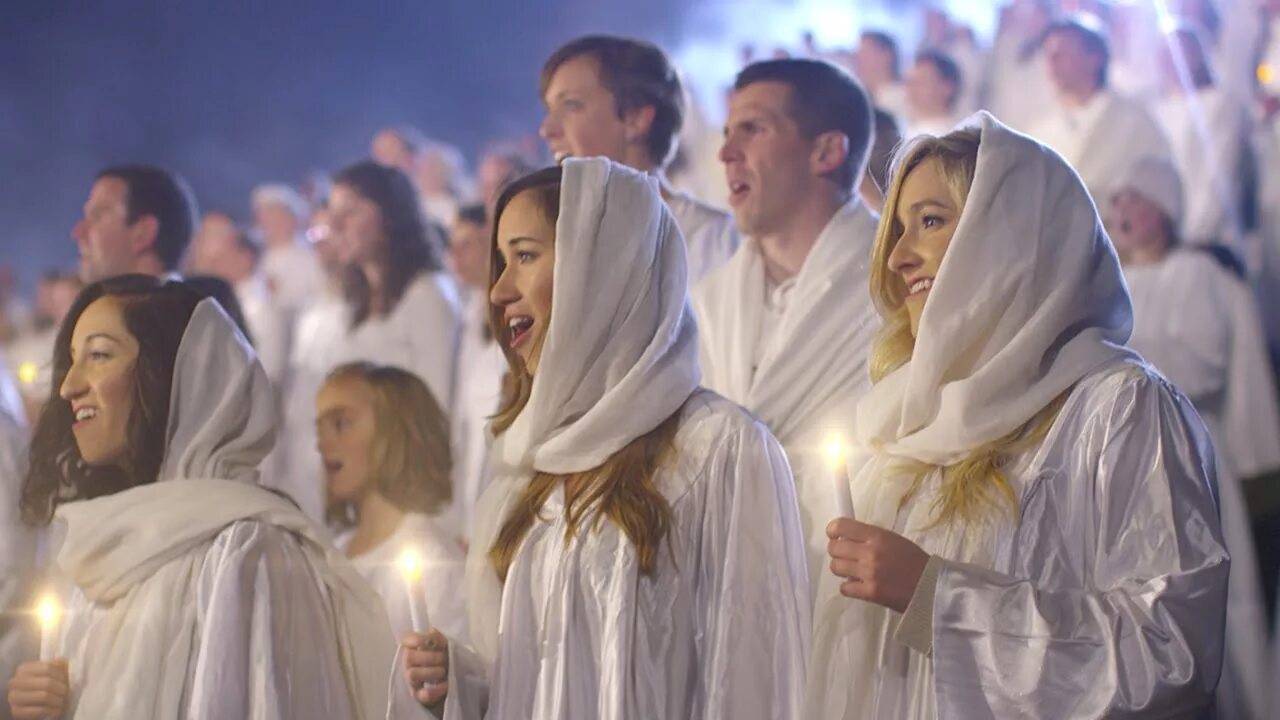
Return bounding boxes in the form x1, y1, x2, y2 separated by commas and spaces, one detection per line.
854, 30, 908, 116
252, 183, 322, 317
904, 50, 963, 139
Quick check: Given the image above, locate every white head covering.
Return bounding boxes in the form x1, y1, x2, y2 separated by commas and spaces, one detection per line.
489, 157, 701, 476
854, 112, 1138, 466
161, 299, 276, 481
469, 157, 700, 662
53, 298, 394, 719
1116, 155, 1184, 228
251, 183, 310, 220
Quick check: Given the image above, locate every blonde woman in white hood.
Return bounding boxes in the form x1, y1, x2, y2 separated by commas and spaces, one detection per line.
7, 275, 400, 719
805, 114, 1229, 719
399, 159, 810, 719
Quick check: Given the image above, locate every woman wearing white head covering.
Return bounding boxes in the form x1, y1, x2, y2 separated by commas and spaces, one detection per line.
6, 276, 402, 720
805, 114, 1228, 719
1108, 156, 1278, 720
399, 159, 810, 719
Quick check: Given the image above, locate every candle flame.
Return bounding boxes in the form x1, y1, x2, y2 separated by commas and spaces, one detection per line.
18, 362, 38, 386
1259, 64, 1276, 86
823, 433, 846, 471
37, 595, 60, 629
397, 549, 424, 583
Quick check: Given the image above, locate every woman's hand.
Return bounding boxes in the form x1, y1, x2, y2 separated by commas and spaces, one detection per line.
827, 518, 930, 613
401, 629, 449, 706
8, 659, 69, 720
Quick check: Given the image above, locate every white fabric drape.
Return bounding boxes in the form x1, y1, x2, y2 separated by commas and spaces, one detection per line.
49, 299, 401, 719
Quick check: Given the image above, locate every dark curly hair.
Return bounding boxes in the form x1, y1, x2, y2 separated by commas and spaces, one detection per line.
21, 275, 203, 525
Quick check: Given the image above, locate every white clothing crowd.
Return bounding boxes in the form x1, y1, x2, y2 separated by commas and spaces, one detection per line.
3, 0, 1280, 718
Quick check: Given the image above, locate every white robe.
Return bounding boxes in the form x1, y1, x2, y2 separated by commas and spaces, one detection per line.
806, 365, 1228, 719
337, 512, 469, 645
1028, 89, 1172, 206
440, 159, 809, 719
985, 35, 1054, 134
260, 237, 324, 313
276, 286, 347, 523
807, 114, 1227, 719
0, 398, 32, 720
336, 271, 461, 414
694, 200, 880, 596
44, 300, 403, 719
1125, 250, 1278, 719
448, 296, 505, 541
665, 189, 739, 283
1156, 88, 1248, 247
445, 393, 810, 720
234, 274, 291, 384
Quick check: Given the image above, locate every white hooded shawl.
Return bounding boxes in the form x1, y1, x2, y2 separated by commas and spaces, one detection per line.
50, 299, 397, 719
448, 158, 809, 719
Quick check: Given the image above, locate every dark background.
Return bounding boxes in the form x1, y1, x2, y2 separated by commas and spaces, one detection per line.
1, 0, 947, 289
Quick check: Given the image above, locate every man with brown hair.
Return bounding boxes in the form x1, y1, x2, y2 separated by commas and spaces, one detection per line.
540, 35, 738, 281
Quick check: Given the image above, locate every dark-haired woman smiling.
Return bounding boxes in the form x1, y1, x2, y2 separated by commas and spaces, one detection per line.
8, 276, 397, 720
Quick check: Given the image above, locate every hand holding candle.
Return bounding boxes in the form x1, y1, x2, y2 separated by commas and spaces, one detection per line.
397, 548, 431, 634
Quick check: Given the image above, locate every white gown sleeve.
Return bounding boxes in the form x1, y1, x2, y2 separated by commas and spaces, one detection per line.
187, 520, 361, 719
929, 376, 1229, 718
695, 420, 811, 719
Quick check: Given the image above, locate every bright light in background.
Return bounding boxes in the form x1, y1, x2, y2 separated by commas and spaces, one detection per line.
674, 0, 1002, 124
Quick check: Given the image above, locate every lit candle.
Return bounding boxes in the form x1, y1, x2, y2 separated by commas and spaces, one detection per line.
824, 433, 855, 521
1259, 63, 1276, 87
36, 594, 60, 662
397, 549, 431, 633
17, 362, 38, 387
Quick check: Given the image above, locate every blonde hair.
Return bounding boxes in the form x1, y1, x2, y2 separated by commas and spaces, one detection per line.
485, 173, 681, 582
870, 128, 1064, 527
323, 362, 453, 527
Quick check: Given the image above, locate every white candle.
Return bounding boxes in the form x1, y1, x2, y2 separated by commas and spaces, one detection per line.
824, 433, 856, 521
397, 549, 431, 633
37, 595, 60, 662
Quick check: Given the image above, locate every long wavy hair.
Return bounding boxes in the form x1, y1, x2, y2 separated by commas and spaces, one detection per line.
323, 362, 453, 528
21, 276, 202, 525
485, 166, 681, 582
333, 160, 444, 328
869, 128, 1065, 527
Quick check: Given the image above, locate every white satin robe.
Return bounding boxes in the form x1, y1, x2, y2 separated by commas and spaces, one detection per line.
806, 364, 1228, 719
1125, 251, 1279, 719
442, 392, 811, 719
53, 520, 381, 718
